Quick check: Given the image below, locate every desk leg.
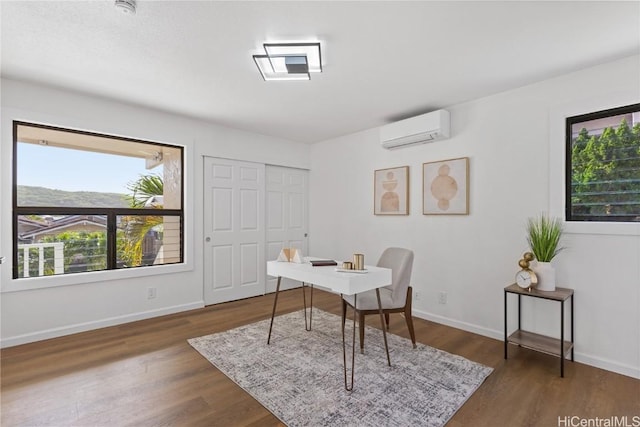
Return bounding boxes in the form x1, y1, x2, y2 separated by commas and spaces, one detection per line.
267, 276, 282, 345
376, 288, 392, 367
342, 294, 357, 391
302, 282, 313, 331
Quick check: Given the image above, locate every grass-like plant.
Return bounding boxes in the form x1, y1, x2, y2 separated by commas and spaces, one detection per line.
526, 214, 564, 262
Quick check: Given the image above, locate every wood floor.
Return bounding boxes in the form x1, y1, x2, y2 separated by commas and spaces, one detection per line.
2, 288, 639, 426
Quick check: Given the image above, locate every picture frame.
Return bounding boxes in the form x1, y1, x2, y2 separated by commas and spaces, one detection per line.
374, 166, 409, 215
423, 157, 469, 215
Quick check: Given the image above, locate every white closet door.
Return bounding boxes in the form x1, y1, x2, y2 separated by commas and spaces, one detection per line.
204, 157, 265, 305
265, 166, 309, 292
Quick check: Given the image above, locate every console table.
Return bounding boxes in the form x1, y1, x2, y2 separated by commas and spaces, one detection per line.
504, 284, 574, 377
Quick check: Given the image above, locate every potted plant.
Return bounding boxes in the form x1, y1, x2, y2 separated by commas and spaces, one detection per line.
526, 214, 564, 291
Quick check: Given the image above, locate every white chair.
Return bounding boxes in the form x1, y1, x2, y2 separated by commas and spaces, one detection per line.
342, 247, 416, 353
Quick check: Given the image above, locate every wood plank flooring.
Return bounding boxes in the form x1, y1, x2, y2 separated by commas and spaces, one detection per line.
2, 288, 639, 426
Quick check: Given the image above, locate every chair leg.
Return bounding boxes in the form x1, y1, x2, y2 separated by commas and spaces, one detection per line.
359, 311, 365, 354
341, 297, 347, 327
384, 313, 390, 331
404, 304, 417, 349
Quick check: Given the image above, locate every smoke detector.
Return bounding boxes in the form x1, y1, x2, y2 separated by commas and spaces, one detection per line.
114, 0, 136, 15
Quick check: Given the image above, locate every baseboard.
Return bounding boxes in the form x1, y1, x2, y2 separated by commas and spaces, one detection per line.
412, 308, 504, 341
412, 308, 640, 380
572, 352, 640, 379
0, 301, 205, 349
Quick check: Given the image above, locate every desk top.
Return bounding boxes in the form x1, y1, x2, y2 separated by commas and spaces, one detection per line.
267, 259, 392, 295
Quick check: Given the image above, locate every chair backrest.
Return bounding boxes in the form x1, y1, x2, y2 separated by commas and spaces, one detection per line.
376, 247, 414, 308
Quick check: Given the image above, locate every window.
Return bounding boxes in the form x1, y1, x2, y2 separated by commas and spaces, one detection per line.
566, 103, 640, 222
13, 122, 184, 279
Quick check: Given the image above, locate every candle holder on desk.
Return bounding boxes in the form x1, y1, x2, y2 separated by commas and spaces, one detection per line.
353, 253, 364, 270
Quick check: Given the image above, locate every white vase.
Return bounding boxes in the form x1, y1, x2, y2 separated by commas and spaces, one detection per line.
534, 261, 556, 291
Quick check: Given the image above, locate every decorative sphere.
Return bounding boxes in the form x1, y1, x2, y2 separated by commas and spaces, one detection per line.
523, 252, 534, 261
519, 259, 530, 269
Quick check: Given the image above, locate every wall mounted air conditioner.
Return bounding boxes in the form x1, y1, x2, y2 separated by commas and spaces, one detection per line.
380, 109, 450, 149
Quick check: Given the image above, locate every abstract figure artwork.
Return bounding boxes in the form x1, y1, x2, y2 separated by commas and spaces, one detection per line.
423, 157, 469, 215
374, 166, 409, 215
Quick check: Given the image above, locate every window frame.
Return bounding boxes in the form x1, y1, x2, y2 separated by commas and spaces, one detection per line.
564, 103, 640, 223
12, 121, 184, 280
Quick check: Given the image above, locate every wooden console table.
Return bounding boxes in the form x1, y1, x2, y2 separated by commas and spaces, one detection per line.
504, 284, 574, 377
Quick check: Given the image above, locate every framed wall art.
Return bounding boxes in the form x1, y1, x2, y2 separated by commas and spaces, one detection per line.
374, 166, 409, 215
423, 157, 469, 215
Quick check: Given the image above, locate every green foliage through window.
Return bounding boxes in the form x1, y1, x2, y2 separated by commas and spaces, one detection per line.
567, 104, 640, 222
42, 232, 107, 273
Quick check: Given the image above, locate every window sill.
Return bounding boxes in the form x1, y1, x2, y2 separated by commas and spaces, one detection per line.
563, 221, 640, 236
1, 262, 192, 293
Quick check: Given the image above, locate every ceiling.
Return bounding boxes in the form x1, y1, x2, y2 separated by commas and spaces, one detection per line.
1, 1, 639, 144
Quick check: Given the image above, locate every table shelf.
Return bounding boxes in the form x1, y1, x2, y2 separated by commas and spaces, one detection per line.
507, 330, 573, 358
504, 283, 574, 377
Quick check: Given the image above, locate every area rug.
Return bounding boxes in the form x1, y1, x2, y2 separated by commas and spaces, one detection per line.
188, 309, 492, 427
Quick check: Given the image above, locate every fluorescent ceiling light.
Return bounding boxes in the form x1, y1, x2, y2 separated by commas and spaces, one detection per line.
253, 42, 322, 81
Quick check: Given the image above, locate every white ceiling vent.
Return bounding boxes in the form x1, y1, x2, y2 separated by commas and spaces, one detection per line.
380, 110, 450, 149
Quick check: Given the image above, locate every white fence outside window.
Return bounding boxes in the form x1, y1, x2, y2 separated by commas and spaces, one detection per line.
18, 242, 64, 277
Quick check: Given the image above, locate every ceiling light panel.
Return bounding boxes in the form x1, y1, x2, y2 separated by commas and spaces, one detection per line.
264, 43, 322, 73
253, 42, 322, 81
253, 56, 310, 81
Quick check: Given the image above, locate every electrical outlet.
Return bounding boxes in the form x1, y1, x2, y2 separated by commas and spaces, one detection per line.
414, 291, 420, 301
147, 287, 157, 299
438, 291, 447, 304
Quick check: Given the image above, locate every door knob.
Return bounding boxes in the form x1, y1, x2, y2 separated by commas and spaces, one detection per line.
205, 237, 211, 242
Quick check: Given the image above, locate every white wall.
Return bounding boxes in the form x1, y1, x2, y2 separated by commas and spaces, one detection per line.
0, 78, 310, 346
309, 55, 640, 378
2, 56, 638, 379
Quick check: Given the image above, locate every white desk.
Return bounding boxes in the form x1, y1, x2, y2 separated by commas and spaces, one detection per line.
266, 259, 393, 391
267, 260, 392, 295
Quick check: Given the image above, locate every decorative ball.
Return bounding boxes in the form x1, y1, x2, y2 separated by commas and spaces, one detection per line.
518, 259, 530, 269
523, 252, 534, 261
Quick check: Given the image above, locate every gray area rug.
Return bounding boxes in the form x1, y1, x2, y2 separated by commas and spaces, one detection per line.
188, 309, 492, 427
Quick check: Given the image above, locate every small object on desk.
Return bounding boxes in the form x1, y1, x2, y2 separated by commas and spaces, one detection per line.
291, 249, 304, 263
309, 259, 338, 267
277, 248, 304, 263
342, 261, 353, 270
353, 253, 365, 270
